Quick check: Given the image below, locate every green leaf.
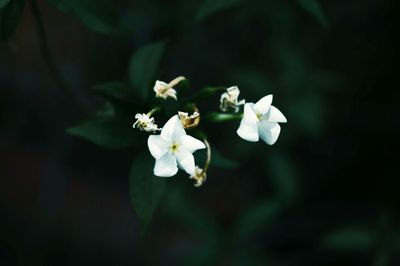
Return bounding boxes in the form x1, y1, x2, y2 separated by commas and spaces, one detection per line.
0, 0, 11, 9
67, 113, 140, 149
196, 0, 244, 21
205, 112, 242, 122
233, 200, 282, 241
320, 227, 375, 251
164, 187, 220, 264
129, 153, 166, 233
295, 0, 329, 28
0, 0, 26, 41
288, 96, 326, 136
267, 153, 300, 205
128, 41, 165, 100
211, 148, 238, 168
189, 87, 225, 101
93, 81, 135, 102
47, 0, 121, 34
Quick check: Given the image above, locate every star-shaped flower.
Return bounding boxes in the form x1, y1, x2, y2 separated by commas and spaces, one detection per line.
154, 80, 177, 100
220, 86, 245, 113
147, 115, 206, 177
133, 113, 159, 132
153, 76, 185, 100
237, 95, 287, 145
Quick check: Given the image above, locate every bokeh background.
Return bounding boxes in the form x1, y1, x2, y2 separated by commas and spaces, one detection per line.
1, 0, 399, 265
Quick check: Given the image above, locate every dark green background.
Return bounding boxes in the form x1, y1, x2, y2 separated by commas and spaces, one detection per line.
1, 0, 399, 265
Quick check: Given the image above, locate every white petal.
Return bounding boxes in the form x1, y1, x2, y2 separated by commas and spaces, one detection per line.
160, 115, 186, 141
166, 88, 177, 100
175, 150, 195, 176
227, 86, 240, 97
237, 103, 259, 142
148, 135, 169, 159
154, 80, 168, 92
179, 135, 206, 153
154, 153, 178, 177
267, 105, 287, 123
258, 120, 281, 145
254, 94, 273, 115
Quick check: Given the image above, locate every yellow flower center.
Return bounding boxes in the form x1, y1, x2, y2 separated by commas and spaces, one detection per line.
169, 143, 180, 153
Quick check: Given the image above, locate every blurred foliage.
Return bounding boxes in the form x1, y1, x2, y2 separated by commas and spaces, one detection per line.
0, 0, 26, 41
47, 0, 122, 34
128, 41, 165, 100
129, 153, 166, 233
1, 0, 399, 265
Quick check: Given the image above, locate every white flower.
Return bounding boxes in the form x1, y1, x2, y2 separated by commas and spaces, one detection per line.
237, 95, 287, 145
220, 86, 245, 112
154, 80, 177, 100
133, 113, 159, 132
153, 76, 185, 100
148, 115, 206, 177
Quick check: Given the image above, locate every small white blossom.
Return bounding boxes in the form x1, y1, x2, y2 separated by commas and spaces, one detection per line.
220, 86, 245, 112
237, 95, 287, 145
148, 115, 206, 177
153, 76, 185, 100
133, 113, 159, 132
154, 80, 177, 100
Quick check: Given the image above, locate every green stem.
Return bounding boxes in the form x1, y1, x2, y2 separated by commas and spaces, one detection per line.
30, 0, 84, 112
146, 107, 161, 116
204, 112, 243, 122
202, 138, 211, 173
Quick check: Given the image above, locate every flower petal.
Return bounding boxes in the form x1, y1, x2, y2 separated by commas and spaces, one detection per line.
227, 86, 240, 98
267, 105, 287, 123
165, 88, 177, 100
175, 150, 195, 176
160, 115, 186, 141
154, 153, 178, 177
154, 80, 168, 92
254, 94, 273, 115
148, 135, 169, 159
180, 135, 206, 153
258, 120, 281, 145
237, 103, 259, 142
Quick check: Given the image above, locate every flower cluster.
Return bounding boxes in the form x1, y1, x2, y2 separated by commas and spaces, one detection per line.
132, 77, 287, 186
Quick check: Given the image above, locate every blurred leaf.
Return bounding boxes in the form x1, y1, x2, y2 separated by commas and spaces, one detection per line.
233, 200, 281, 241
47, 0, 121, 34
320, 227, 375, 251
211, 148, 238, 168
189, 87, 225, 101
95, 102, 115, 118
295, 0, 329, 28
67, 111, 139, 149
196, 0, 244, 21
129, 153, 166, 233
46, 0, 68, 10
267, 153, 300, 205
93, 81, 135, 102
128, 41, 165, 101
205, 112, 242, 122
0, 0, 11, 9
164, 187, 220, 264
164, 186, 219, 237
0, 0, 26, 41
288, 96, 326, 136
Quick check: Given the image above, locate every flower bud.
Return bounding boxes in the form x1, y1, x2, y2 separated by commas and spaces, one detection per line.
178, 111, 200, 129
